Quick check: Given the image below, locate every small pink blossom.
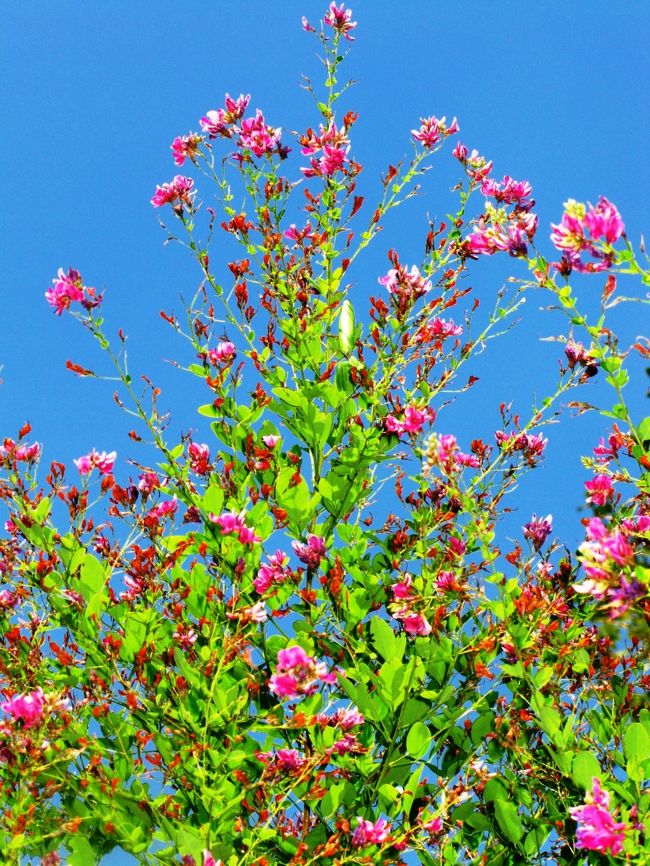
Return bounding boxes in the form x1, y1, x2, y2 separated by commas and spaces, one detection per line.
171, 133, 202, 166
391, 573, 413, 601
0, 439, 41, 464
257, 748, 307, 773
269, 645, 337, 699
1, 688, 45, 729
328, 732, 364, 755
45, 267, 100, 316
151, 175, 195, 210
352, 817, 391, 848
210, 510, 262, 545
172, 626, 197, 650
551, 197, 624, 273
227, 600, 267, 624
261, 434, 281, 449
385, 405, 433, 437
302, 144, 349, 178
424, 817, 443, 834
208, 341, 236, 365
585, 474, 615, 506
324, 2, 357, 40
379, 264, 431, 300
481, 175, 534, 211
301, 16, 317, 33
254, 550, 290, 593
148, 498, 178, 520
523, 514, 553, 551
200, 94, 250, 138
138, 471, 161, 495
292, 534, 326, 568
495, 429, 547, 464
411, 115, 459, 148
202, 851, 223, 866
73, 449, 116, 476
238, 110, 282, 158
188, 442, 210, 475
393, 608, 432, 636
569, 778, 626, 856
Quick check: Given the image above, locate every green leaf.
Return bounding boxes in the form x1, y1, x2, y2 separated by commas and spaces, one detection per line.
370, 617, 405, 662
68, 835, 96, 866
571, 752, 602, 789
623, 723, 650, 762
494, 799, 524, 845
406, 721, 430, 759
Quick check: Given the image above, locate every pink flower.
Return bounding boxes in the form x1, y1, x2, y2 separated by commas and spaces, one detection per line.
254, 550, 290, 593
569, 778, 626, 856
171, 133, 202, 166
148, 498, 178, 520
302, 144, 349, 178
481, 175, 534, 211
188, 442, 210, 475
585, 474, 615, 506
328, 732, 364, 755
200, 94, 250, 138
391, 573, 413, 601
1, 688, 45, 728
416, 317, 463, 343
292, 534, 326, 568
393, 608, 432, 636
523, 514, 553, 550
261, 434, 281, 449
151, 175, 195, 210
73, 449, 116, 476
238, 110, 282, 158
202, 851, 223, 866
258, 748, 307, 773
379, 264, 431, 300
302, 16, 317, 33
138, 471, 161, 495
495, 430, 547, 464
208, 341, 236, 365
424, 817, 443, 834
324, 2, 357, 40
227, 600, 267, 624
45, 267, 94, 316
210, 510, 262, 545
411, 115, 459, 148
385, 405, 432, 437
268, 645, 337, 699
0, 440, 41, 464
351, 817, 391, 848
550, 197, 624, 273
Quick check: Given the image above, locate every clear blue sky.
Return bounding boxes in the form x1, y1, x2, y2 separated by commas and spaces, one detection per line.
2, 2, 649, 863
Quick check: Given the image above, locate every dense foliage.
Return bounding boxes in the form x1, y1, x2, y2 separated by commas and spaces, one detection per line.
1, 5, 649, 865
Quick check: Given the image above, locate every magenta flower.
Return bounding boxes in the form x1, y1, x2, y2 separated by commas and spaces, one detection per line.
268, 645, 337, 699
550, 197, 624, 273
523, 514, 553, 550
171, 133, 202, 166
569, 778, 627, 856
411, 115, 459, 148
391, 573, 413, 601
481, 175, 534, 211
148, 498, 178, 520
188, 442, 210, 475
238, 110, 282, 158
254, 550, 290, 593
210, 510, 262, 544
385, 405, 432, 437
379, 264, 431, 300
73, 449, 116, 476
585, 474, 615, 506
257, 748, 306, 773
202, 852, 223, 866
45, 267, 96, 316
208, 341, 236, 365
200, 93, 250, 138
351, 817, 391, 848
302, 143, 349, 178
151, 175, 195, 210
393, 608, 432, 636
226, 600, 267, 624
0, 440, 41, 464
137, 471, 161, 495
292, 534, 326, 568
1, 688, 45, 728
495, 430, 547, 465
261, 434, 281, 449
324, 2, 357, 40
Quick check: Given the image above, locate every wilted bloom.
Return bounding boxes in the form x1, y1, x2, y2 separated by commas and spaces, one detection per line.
210, 509, 262, 544
523, 514, 553, 550
171, 133, 202, 166
292, 534, 326, 568
324, 2, 357, 40
238, 110, 282, 157
73, 449, 116, 476
151, 175, 195, 210
352, 817, 391, 848
411, 115, 459, 148
45, 267, 95, 316
1, 688, 45, 728
269, 645, 337, 699
585, 474, 615, 506
569, 778, 626, 856
495, 430, 547, 465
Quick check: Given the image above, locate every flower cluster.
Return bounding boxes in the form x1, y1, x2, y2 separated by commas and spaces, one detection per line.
200, 93, 250, 139
292, 534, 326, 568
569, 778, 627, 856
385, 405, 433, 437
45, 268, 102, 316
301, 121, 351, 179
351, 817, 391, 848
411, 115, 459, 149
208, 341, 237, 365
495, 429, 547, 465
379, 263, 431, 313
150, 175, 195, 211
268, 645, 337, 699
323, 2, 357, 40
187, 442, 211, 475
0, 438, 41, 465
390, 575, 432, 636
550, 197, 624, 273
466, 203, 538, 258
423, 432, 479, 476
522, 514, 553, 550
574, 517, 643, 617
0, 688, 46, 729
73, 449, 116, 476
171, 133, 203, 166
254, 550, 291, 593
210, 510, 262, 545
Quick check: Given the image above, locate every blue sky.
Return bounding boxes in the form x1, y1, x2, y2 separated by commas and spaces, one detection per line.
2, 2, 649, 863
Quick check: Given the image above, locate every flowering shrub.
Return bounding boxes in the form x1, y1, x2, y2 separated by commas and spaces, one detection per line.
1, 5, 649, 865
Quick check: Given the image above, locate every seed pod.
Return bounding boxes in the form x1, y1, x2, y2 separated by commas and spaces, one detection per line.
338, 299, 355, 355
